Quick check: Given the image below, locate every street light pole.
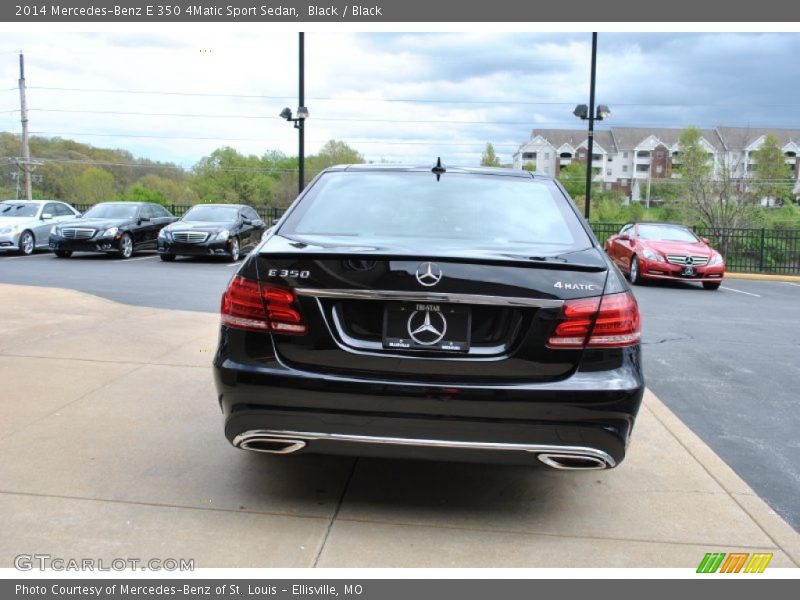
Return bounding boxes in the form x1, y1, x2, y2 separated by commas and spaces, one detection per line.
298, 32, 305, 195
583, 32, 598, 221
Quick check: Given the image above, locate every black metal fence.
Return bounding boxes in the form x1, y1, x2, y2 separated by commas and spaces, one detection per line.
70, 204, 800, 274
591, 221, 800, 275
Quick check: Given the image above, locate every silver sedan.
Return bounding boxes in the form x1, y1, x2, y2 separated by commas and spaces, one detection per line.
0, 200, 82, 255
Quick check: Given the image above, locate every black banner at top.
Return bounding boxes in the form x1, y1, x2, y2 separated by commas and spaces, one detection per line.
2, 0, 799, 22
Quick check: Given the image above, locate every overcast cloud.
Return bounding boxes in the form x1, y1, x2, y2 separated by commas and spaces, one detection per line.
0, 32, 798, 167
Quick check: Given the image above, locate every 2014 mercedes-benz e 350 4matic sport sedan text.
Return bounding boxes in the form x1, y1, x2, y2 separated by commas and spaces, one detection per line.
213, 163, 644, 470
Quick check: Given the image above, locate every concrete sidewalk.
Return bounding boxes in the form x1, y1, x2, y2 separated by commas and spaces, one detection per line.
0, 283, 797, 568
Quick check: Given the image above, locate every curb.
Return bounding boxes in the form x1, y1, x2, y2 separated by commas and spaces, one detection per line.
726, 272, 800, 283
644, 390, 800, 567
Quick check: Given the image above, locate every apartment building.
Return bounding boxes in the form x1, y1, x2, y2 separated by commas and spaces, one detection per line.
513, 126, 800, 201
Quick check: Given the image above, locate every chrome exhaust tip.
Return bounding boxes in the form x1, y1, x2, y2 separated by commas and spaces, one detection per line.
235, 436, 306, 455
537, 453, 610, 470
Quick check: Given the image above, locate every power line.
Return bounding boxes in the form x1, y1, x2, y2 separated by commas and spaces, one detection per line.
18, 108, 800, 130
28, 130, 523, 147
24, 86, 800, 109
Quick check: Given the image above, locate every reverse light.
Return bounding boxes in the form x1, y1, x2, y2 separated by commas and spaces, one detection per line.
220, 275, 307, 335
548, 292, 640, 349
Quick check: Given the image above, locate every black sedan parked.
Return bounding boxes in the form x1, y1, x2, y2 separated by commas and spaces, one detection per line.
157, 204, 266, 262
213, 164, 645, 470
49, 202, 176, 259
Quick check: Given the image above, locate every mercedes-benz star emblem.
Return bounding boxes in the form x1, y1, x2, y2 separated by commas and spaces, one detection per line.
415, 262, 443, 287
685, 256, 694, 265
407, 310, 447, 346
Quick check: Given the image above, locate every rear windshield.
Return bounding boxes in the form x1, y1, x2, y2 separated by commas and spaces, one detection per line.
280, 172, 590, 250
637, 224, 699, 242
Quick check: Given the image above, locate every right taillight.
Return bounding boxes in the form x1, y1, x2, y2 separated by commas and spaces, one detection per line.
220, 275, 308, 335
547, 291, 640, 349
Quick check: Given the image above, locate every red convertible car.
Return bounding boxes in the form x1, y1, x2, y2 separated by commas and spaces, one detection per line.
605, 222, 725, 290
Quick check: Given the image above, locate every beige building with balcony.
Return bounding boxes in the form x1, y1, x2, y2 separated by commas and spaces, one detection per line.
513, 126, 800, 202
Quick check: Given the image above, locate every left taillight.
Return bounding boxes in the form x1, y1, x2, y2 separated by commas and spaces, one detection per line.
220, 275, 307, 335
547, 291, 640, 349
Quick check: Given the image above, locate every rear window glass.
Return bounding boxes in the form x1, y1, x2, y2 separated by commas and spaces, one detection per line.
280, 172, 590, 249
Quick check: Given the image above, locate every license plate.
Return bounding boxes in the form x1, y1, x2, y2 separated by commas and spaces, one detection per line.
681, 266, 696, 277
383, 302, 470, 353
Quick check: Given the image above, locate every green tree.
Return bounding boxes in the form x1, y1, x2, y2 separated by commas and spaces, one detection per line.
116, 184, 168, 205
752, 133, 793, 204
308, 140, 365, 172
191, 147, 276, 204
677, 126, 752, 229
480, 143, 501, 167
64, 167, 115, 203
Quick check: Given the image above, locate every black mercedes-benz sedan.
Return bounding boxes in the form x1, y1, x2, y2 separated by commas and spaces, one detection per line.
49, 202, 175, 259
157, 203, 266, 262
213, 164, 644, 470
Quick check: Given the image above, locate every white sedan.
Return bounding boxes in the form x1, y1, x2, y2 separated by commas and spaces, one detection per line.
0, 200, 82, 255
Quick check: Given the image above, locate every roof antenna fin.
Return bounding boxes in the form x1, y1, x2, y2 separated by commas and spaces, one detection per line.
432, 157, 446, 181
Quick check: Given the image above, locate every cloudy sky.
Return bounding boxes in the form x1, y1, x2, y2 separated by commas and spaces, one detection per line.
0, 32, 798, 168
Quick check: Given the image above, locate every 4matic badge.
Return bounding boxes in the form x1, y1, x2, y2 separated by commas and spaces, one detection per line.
554, 281, 599, 291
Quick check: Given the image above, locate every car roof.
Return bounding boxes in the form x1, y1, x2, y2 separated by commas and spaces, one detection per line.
633, 221, 691, 227
322, 164, 548, 180
0, 199, 65, 205
188, 203, 243, 208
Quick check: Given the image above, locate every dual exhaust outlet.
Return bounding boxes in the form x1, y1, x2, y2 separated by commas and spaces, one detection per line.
233, 431, 614, 470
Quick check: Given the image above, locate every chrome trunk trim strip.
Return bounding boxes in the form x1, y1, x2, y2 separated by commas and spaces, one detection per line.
295, 288, 564, 309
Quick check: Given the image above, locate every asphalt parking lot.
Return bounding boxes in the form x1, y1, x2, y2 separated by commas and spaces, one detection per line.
0, 248, 800, 566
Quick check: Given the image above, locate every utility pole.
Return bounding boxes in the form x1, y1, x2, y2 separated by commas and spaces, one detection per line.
18, 52, 33, 201
298, 32, 305, 195
583, 32, 598, 221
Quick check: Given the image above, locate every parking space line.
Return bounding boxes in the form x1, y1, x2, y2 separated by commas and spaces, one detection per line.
0, 253, 53, 260
783, 282, 800, 287
113, 255, 158, 263
721, 286, 761, 298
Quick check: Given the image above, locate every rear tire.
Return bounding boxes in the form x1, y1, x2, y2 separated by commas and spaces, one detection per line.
54, 250, 72, 258
18, 230, 35, 255
629, 255, 642, 285
703, 281, 721, 290
160, 253, 176, 262
118, 233, 134, 259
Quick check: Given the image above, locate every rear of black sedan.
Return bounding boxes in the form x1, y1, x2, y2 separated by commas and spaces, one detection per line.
213, 165, 644, 469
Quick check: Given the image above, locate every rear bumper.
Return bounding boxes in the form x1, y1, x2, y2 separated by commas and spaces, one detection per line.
213, 333, 645, 468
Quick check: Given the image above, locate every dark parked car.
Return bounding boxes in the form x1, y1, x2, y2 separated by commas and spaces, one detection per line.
213, 164, 644, 470
157, 204, 266, 262
49, 202, 175, 259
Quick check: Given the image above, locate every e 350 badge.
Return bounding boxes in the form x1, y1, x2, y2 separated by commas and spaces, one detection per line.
266, 269, 310, 279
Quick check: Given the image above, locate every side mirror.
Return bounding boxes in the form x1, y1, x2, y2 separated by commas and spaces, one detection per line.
619, 233, 630, 241
242, 218, 253, 225
702, 237, 710, 244
41, 213, 53, 220
254, 220, 265, 227
139, 216, 151, 223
